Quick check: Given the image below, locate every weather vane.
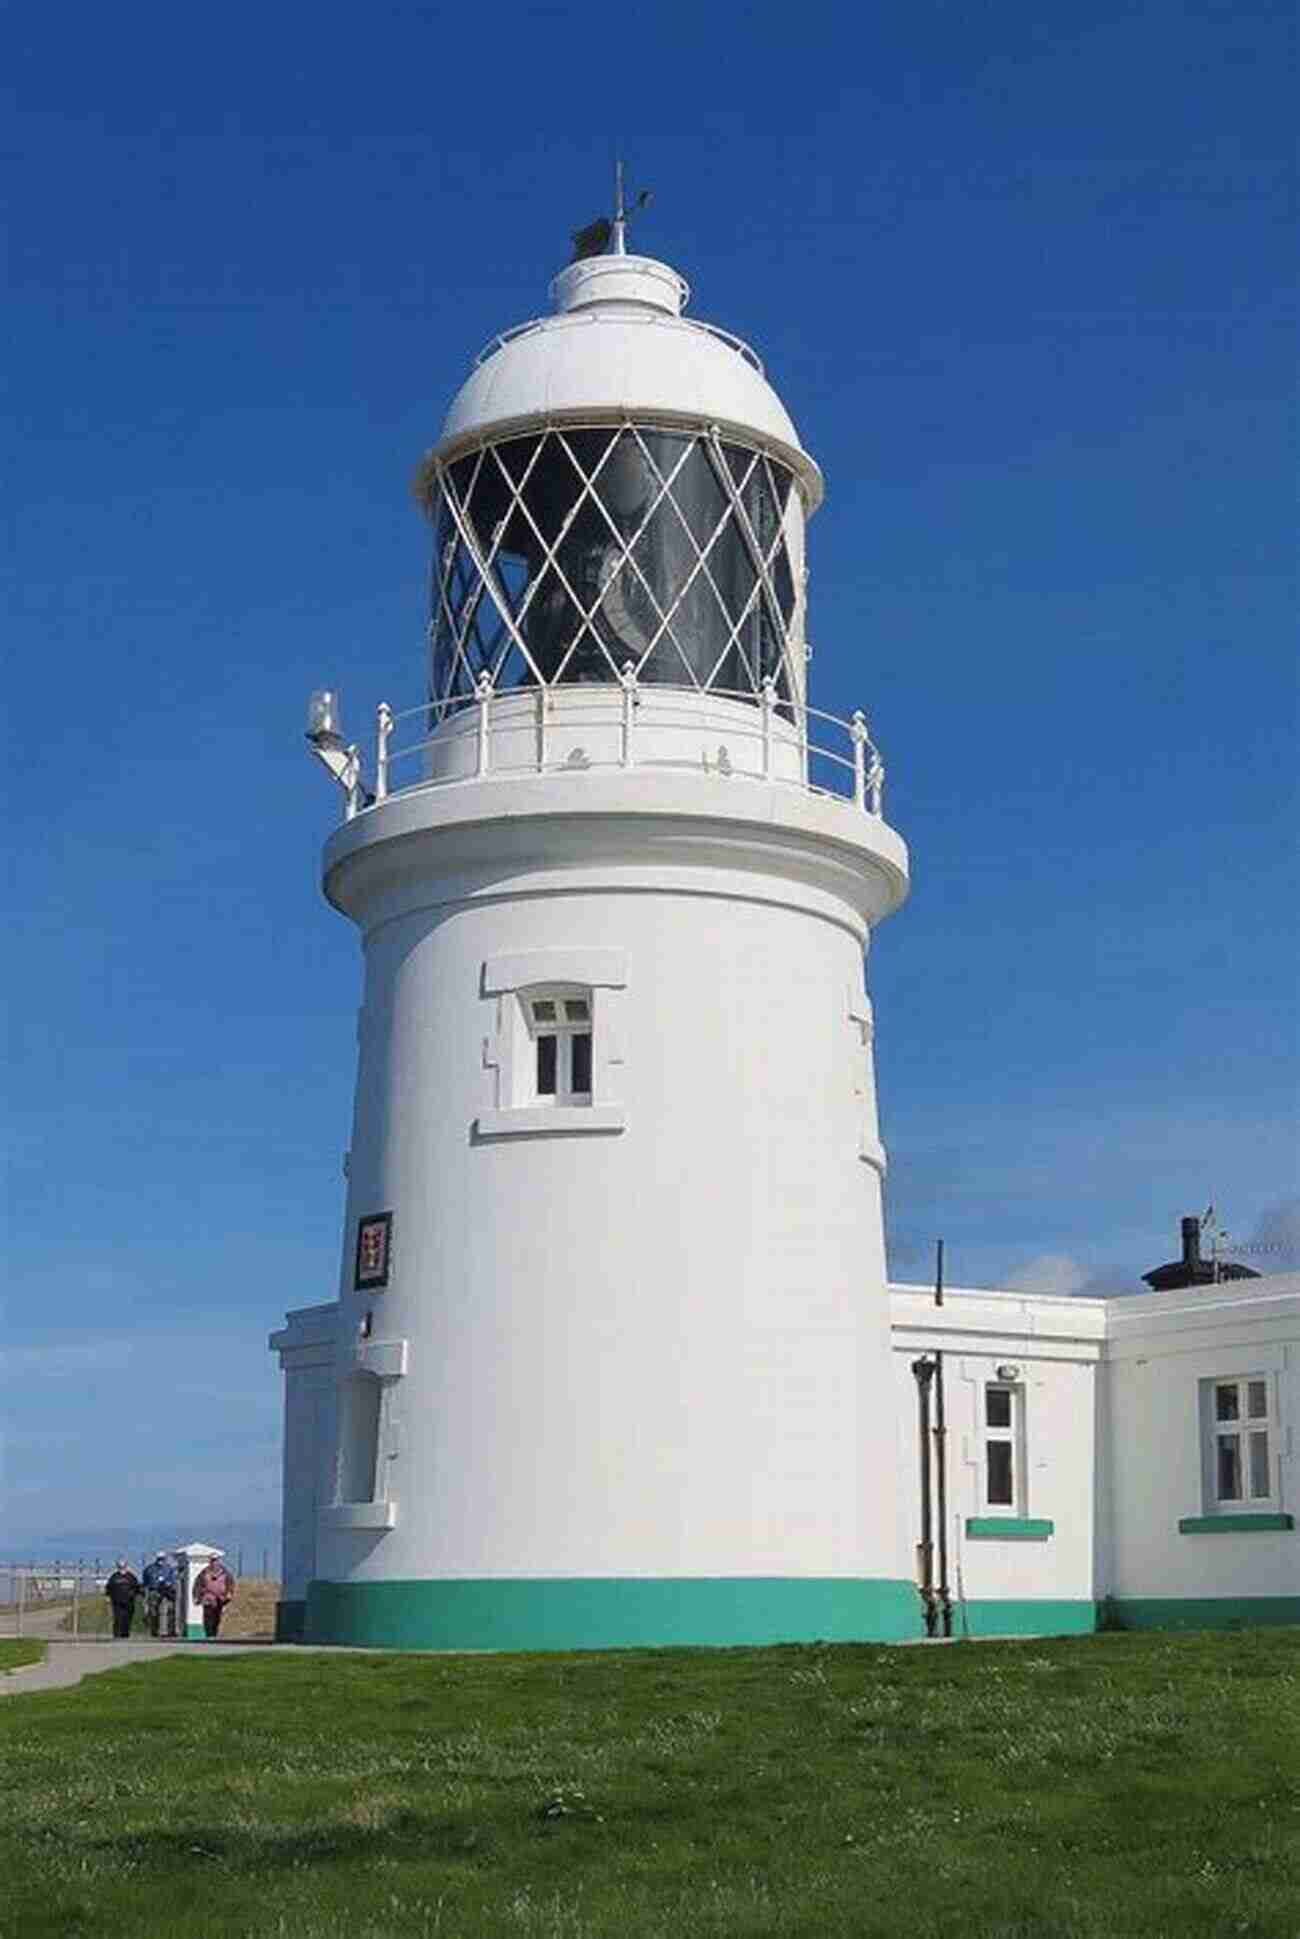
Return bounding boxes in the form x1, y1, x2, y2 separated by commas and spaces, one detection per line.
571, 158, 653, 262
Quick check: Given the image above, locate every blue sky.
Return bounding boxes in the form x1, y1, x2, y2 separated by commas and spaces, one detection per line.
5, 1, 1296, 1545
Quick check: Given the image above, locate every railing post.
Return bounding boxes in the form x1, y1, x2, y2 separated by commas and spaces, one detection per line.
761, 676, 775, 779
620, 660, 638, 769
868, 756, 885, 817
375, 703, 393, 804
851, 710, 867, 810
343, 746, 362, 821
536, 684, 547, 773
475, 672, 494, 777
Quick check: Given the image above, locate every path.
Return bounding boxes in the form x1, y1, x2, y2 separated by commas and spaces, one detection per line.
0, 1637, 266, 1696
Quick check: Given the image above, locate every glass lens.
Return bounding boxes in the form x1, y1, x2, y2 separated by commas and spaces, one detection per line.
987, 1441, 1013, 1506
430, 428, 798, 703
1216, 1434, 1242, 1501
1215, 1384, 1240, 1422
986, 1388, 1012, 1429
1248, 1431, 1270, 1499
570, 1031, 593, 1096
1247, 1380, 1268, 1420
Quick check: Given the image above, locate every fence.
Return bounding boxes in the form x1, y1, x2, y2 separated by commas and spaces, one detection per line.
0, 1550, 273, 1638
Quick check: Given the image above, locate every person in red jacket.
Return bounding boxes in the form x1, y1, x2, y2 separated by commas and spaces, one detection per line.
191, 1558, 236, 1639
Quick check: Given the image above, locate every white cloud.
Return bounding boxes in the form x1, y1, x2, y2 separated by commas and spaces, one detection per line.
999, 1254, 1091, 1297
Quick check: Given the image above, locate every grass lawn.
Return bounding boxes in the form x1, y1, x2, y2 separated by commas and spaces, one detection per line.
0, 1641, 45, 1674
0, 1629, 1297, 1938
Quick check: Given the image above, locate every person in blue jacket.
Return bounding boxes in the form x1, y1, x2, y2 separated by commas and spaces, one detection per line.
141, 1552, 177, 1637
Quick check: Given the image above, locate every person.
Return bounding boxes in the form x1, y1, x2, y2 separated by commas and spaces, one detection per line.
104, 1559, 141, 1639
191, 1556, 236, 1639
141, 1551, 177, 1637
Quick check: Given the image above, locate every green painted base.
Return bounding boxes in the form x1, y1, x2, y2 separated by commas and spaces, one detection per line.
274, 1600, 307, 1642
1177, 1514, 1294, 1534
184, 1623, 204, 1640
965, 1518, 1055, 1541
1106, 1597, 1300, 1631
304, 1576, 920, 1651
957, 1599, 1095, 1638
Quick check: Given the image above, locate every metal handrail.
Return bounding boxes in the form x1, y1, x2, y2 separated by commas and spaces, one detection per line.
335, 680, 884, 824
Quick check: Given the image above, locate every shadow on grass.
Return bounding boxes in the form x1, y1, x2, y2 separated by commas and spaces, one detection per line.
86, 1809, 504, 1872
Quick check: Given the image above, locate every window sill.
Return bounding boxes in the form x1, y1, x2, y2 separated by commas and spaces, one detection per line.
1177, 1513, 1294, 1535
475, 1106, 626, 1138
966, 1517, 1054, 1541
320, 1502, 398, 1531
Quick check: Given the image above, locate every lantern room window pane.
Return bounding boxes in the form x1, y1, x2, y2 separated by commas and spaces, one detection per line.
429, 428, 799, 707
536, 1034, 558, 1096
986, 1441, 1014, 1507
1248, 1432, 1270, 1499
1216, 1434, 1242, 1501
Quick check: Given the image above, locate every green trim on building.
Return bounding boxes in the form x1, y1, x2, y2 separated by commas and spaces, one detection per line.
1177, 1513, 1294, 1534
957, 1600, 1094, 1638
304, 1576, 920, 1651
274, 1600, 307, 1642
1107, 1597, 1300, 1632
965, 1517, 1055, 1541
184, 1622, 205, 1640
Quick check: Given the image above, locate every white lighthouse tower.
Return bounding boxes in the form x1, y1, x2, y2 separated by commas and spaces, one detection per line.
293, 198, 913, 1648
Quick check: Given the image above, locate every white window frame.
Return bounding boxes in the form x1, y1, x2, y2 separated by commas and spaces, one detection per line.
1201, 1374, 1279, 1513
981, 1382, 1024, 1515
522, 987, 594, 1107
476, 947, 627, 1138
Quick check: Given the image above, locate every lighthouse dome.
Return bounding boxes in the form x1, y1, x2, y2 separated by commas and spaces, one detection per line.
435, 253, 822, 513
417, 247, 821, 711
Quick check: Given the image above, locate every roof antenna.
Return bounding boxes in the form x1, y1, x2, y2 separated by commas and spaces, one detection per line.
572, 158, 652, 263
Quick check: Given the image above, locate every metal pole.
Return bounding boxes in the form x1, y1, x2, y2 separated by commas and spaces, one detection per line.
71, 1568, 80, 1638
761, 677, 775, 779
375, 702, 392, 803
851, 711, 866, 809
476, 673, 493, 776
911, 1357, 937, 1636
16, 1568, 24, 1639
621, 663, 637, 769
933, 1239, 953, 1638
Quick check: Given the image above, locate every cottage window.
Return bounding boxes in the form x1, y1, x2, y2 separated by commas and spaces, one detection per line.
1204, 1376, 1277, 1510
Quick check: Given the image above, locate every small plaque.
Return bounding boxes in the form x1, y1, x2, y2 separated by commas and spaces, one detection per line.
354, 1212, 393, 1290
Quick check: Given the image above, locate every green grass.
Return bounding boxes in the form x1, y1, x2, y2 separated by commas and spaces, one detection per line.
0, 1642, 45, 1674
0, 1630, 1297, 1938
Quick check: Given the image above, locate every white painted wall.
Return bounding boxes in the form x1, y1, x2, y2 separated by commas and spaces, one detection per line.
890, 1287, 1104, 1613
311, 764, 908, 1592
268, 1304, 338, 1602
1103, 1275, 1299, 1603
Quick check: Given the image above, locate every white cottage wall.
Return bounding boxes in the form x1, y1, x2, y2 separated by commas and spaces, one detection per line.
890, 1287, 1104, 1637
1103, 1275, 1299, 1627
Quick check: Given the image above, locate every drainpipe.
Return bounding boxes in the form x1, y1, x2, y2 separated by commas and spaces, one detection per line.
911, 1356, 937, 1637
933, 1239, 953, 1638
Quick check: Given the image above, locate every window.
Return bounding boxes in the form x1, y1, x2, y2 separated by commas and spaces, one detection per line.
1205, 1376, 1277, 1510
426, 426, 799, 707
983, 1384, 1020, 1512
525, 990, 593, 1105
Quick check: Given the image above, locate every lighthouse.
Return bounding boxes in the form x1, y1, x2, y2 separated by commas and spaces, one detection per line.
295, 196, 914, 1649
